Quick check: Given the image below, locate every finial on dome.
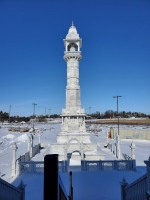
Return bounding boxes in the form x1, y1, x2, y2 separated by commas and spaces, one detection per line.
72, 21, 74, 26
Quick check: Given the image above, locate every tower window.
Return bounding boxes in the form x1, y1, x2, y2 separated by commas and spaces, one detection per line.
67, 43, 78, 51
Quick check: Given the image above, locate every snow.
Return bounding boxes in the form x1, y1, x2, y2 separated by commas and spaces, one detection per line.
15, 134, 29, 142
0, 123, 150, 199
2, 134, 16, 140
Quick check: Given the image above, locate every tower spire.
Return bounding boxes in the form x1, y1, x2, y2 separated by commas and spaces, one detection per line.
72, 21, 74, 26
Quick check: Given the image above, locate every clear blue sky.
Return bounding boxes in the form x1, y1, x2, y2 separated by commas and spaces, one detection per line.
0, 0, 150, 116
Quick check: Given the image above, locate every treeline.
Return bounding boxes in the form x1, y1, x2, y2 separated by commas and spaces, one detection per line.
0, 110, 61, 123
88, 110, 150, 119
0, 111, 9, 122
1, 110, 149, 123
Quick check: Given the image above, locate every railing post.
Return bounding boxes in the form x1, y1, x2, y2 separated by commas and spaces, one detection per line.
130, 141, 135, 159
68, 171, 73, 200
17, 180, 26, 200
16, 159, 20, 175
144, 157, 150, 199
99, 160, 102, 170
116, 133, 121, 159
28, 136, 31, 153
120, 178, 128, 200
63, 142, 68, 172
80, 142, 84, 160
130, 141, 136, 171
114, 142, 116, 156
44, 154, 58, 200
11, 143, 18, 177
111, 144, 113, 153
81, 160, 84, 171
30, 134, 34, 157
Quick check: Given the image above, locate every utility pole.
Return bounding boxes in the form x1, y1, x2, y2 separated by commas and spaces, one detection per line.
89, 107, 91, 126
45, 107, 46, 117
9, 105, 11, 123
32, 103, 37, 132
113, 96, 122, 135
49, 109, 51, 118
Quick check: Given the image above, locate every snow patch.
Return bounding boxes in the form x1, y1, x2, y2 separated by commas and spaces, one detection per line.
2, 134, 16, 140
16, 134, 29, 142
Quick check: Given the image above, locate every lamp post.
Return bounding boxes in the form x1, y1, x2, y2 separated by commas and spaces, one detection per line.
113, 96, 122, 135
32, 103, 37, 132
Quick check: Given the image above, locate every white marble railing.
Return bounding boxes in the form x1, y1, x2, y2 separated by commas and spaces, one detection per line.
0, 178, 24, 200
123, 174, 147, 200
19, 161, 66, 174
19, 152, 30, 162
18, 160, 134, 174
122, 153, 132, 160
81, 160, 133, 171
32, 144, 40, 157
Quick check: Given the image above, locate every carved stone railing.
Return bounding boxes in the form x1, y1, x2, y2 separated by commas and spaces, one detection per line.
0, 178, 25, 200
122, 153, 132, 160
32, 144, 40, 157
18, 161, 66, 174
122, 153, 136, 171
19, 152, 30, 162
81, 160, 134, 171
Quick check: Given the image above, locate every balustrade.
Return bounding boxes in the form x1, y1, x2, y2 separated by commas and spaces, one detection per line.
19, 161, 66, 174
0, 178, 25, 200
82, 160, 133, 171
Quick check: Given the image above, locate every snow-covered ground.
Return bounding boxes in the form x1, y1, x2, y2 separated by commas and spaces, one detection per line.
0, 123, 150, 200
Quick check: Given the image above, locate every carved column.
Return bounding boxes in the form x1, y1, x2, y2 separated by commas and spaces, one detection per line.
106, 132, 108, 144
16, 159, 20, 175
130, 141, 135, 159
130, 141, 136, 171
30, 133, 34, 157
63, 143, 68, 172
116, 133, 121, 159
28, 136, 31, 152
80, 142, 84, 160
38, 131, 42, 144
63, 143, 68, 160
11, 143, 18, 177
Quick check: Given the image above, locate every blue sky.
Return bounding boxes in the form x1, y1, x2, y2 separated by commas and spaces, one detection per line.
0, 0, 150, 116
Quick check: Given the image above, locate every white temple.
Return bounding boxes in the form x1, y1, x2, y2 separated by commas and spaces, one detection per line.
50, 23, 105, 162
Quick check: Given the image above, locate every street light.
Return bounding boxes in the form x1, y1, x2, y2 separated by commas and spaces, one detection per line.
113, 96, 122, 135
32, 103, 37, 132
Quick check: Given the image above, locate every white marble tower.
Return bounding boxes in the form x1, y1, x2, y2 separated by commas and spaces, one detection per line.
50, 23, 105, 162
61, 22, 86, 133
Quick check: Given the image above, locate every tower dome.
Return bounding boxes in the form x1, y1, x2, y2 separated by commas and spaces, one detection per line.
66, 22, 80, 39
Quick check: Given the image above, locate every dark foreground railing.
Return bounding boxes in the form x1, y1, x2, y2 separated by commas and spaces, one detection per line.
0, 178, 26, 200
44, 154, 72, 200
120, 157, 150, 200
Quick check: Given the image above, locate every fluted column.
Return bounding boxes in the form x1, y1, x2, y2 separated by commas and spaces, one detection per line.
11, 143, 18, 177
